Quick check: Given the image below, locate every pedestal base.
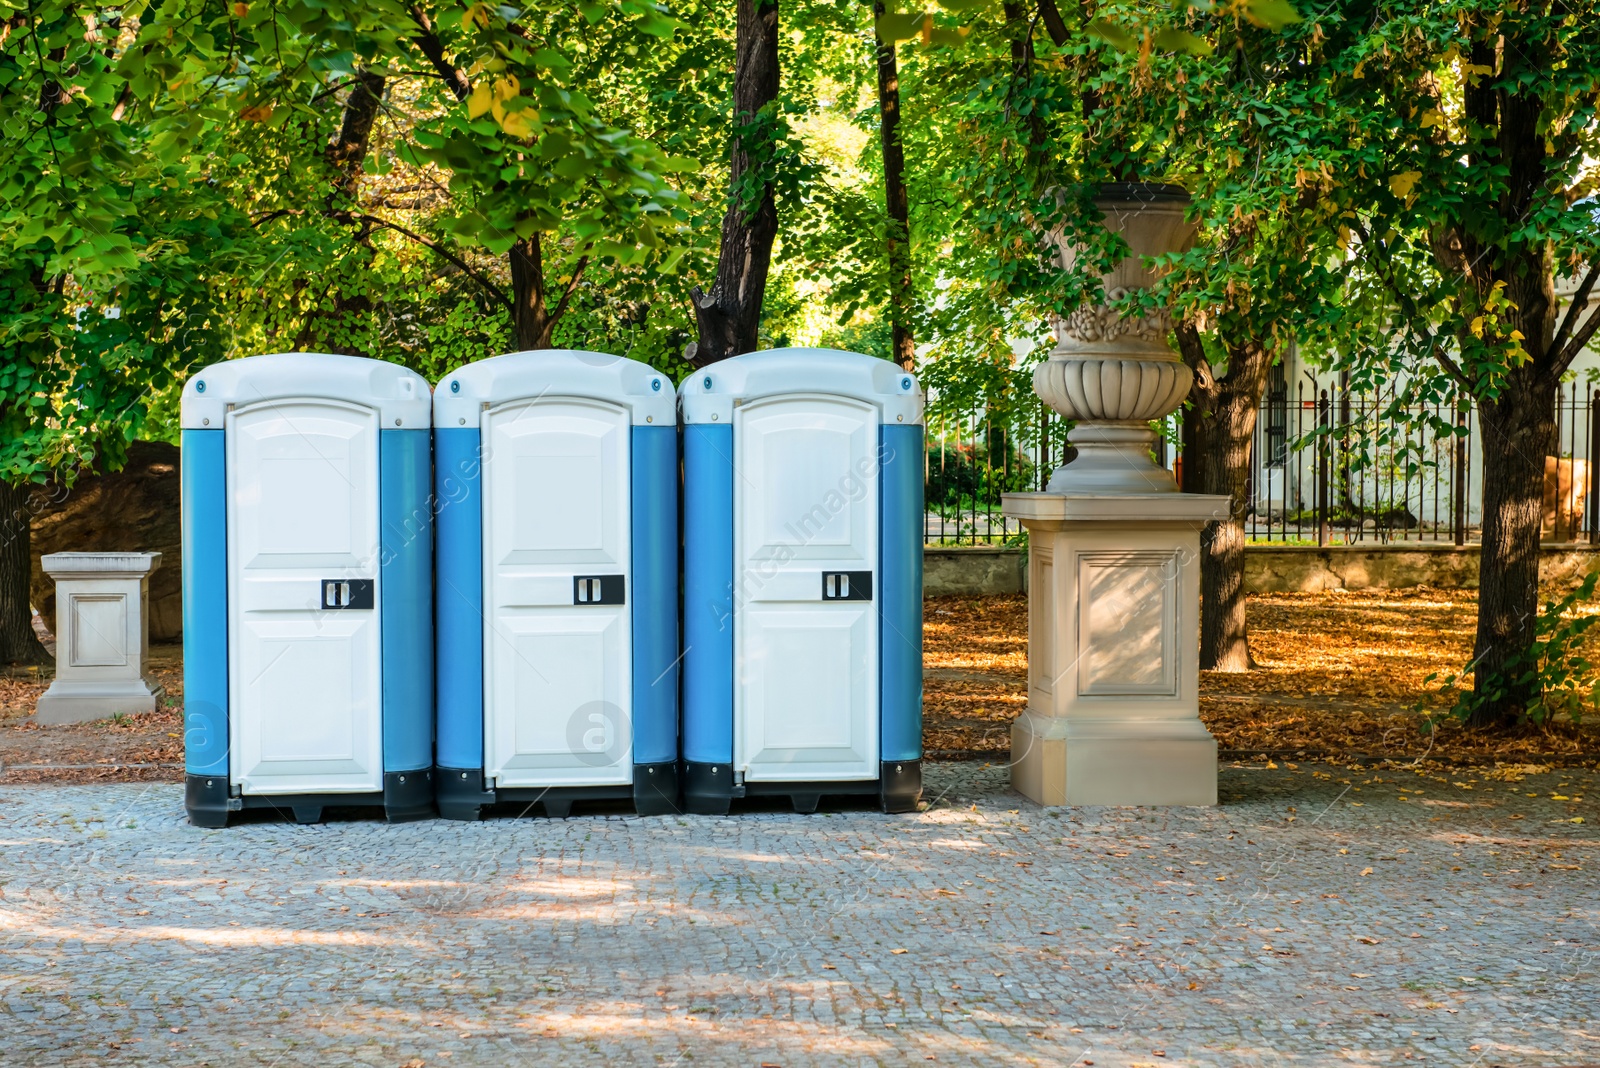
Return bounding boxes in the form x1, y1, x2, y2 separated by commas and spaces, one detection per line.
1011, 710, 1217, 806
1001, 491, 1228, 808
35, 680, 165, 725
38, 551, 164, 726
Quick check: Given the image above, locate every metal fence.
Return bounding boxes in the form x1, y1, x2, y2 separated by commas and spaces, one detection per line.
923, 397, 1064, 544
923, 380, 1600, 546
1241, 380, 1600, 545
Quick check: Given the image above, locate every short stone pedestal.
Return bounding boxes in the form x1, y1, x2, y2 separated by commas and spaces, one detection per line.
35, 552, 164, 725
1002, 495, 1227, 805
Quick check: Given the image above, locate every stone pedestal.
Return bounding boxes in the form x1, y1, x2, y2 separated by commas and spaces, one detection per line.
1004, 183, 1233, 806
1002, 494, 1227, 805
35, 552, 165, 725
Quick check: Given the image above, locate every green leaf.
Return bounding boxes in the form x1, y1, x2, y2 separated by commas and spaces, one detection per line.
1087, 18, 1137, 51
1243, 0, 1302, 29
658, 245, 688, 274
1151, 28, 1213, 55
875, 13, 927, 42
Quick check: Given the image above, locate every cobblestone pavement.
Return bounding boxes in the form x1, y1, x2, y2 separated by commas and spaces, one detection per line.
1, 763, 1595, 1067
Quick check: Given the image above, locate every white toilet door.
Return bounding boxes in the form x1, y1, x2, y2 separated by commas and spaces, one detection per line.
227, 399, 383, 795
735, 394, 879, 782
482, 398, 632, 787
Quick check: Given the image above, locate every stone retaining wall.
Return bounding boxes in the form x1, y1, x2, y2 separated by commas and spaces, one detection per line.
923, 542, 1600, 596
1243, 543, 1600, 592
924, 546, 1028, 596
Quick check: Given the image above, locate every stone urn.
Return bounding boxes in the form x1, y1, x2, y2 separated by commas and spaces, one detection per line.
1039, 183, 1197, 494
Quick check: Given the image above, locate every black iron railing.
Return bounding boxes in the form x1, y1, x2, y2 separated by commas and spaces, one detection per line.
922, 381, 1600, 546
923, 395, 1064, 545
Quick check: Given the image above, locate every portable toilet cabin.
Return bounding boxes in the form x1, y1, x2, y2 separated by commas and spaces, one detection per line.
180, 353, 434, 827
432, 350, 680, 819
679, 348, 924, 814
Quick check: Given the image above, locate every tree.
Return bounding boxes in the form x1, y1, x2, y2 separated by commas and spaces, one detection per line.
1320, 0, 1600, 725
872, 1, 915, 370
268, 0, 691, 354
0, 0, 249, 662
687, 0, 781, 366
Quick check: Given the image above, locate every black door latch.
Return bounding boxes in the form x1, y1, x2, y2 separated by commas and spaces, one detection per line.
574, 575, 626, 605
822, 571, 873, 601
321, 578, 374, 609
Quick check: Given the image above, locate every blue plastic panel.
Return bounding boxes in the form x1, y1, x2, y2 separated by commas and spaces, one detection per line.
681, 423, 734, 765
631, 425, 680, 766
381, 429, 434, 773
433, 427, 485, 770
879, 424, 924, 762
181, 429, 229, 777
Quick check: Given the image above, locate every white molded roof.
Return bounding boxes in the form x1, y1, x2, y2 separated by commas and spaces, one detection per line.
181, 353, 432, 429
678, 348, 923, 425
434, 350, 674, 427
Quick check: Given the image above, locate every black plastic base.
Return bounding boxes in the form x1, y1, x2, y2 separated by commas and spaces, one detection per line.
184, 770, 434, 828
382, 769, 435, 822
632, 761, 682, 816
683, 759, 923, 815
436, 763, 682, 820
184, 774, 233, 828
683, 761, 734, 815
436, 766, 498, 821
879, 759, 922, 813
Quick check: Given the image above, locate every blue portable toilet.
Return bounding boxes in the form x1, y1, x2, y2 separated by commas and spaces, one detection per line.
432, 350, 680, 819
679, 349, 924, 814
180, 353, 434, 827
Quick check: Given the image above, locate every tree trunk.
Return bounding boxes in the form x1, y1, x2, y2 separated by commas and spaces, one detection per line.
1176, 324, 1273, 673
508, 233, 587, 350
687, 0, 779, 367
327, 70, 387, 206
0, 478, 46, 665
872, 2, 914, 371
510, 234, 557, 350
1470, 372, 1557, 727
295, 70, 388, 355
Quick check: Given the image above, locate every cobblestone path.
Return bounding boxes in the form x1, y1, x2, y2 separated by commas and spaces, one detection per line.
2, 763, 1595, 1066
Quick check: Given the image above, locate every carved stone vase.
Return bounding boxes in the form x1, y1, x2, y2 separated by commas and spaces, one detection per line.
1039, 183, 1197, 494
